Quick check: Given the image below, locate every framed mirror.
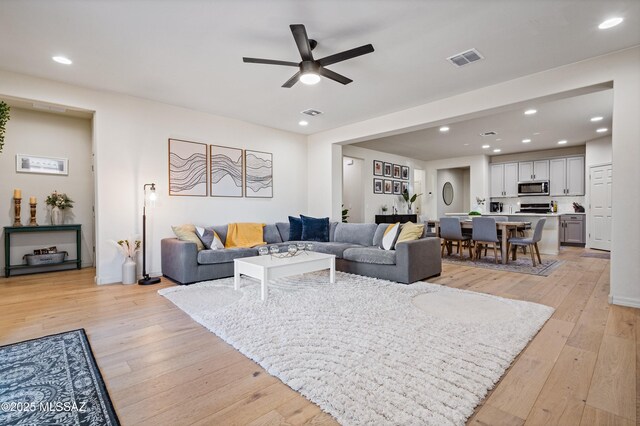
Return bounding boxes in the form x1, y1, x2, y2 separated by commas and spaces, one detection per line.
443, 182, 454, 206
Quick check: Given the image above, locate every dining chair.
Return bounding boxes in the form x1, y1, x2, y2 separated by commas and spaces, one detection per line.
471, 217, 500, 263
439, 217, 473, 258
507, 218, 546, 266
482, 216, 508, 256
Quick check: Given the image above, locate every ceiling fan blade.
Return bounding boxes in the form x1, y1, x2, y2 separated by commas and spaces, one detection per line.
317, 44, 375, 67
318, 67, 353, 85
243, 57, 299, 67
282, 72, 301, 88
290, 24, 314, 61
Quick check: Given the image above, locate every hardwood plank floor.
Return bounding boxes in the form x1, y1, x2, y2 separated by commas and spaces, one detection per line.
1, 247, 635, 425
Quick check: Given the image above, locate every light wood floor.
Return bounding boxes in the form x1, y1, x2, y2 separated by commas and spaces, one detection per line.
0, 247, 636, 425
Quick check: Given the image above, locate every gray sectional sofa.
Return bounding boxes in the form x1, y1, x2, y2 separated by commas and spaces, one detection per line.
161, 222, 441, 285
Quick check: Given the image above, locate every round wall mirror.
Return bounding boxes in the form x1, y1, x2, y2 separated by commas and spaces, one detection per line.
443, 182, 454, 206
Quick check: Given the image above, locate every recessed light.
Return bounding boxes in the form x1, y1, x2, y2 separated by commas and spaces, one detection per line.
52, 56, 72, 65
493, 149, 501, 153
522, 139, 531, 143
533, 132, 540, 135
495, 138, 502, 141
524, 109, 537, 115
557, 140, 567, 145
482, 145, 490, 149
596, 128, 608, 133
439, 126, 450, 132
599, 17, 623, 30
590, 116, 603, 122
464, 143, 469, 146
298, 120, 308, 126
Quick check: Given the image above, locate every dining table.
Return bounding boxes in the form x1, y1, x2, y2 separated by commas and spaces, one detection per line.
427, 219, 532, 264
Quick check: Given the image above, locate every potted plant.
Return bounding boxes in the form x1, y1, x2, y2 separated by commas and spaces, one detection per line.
341, 204, 350, 223
381, 205, 388, 214
114, 239, 141, 284
0, 101, 10, 154
402, 190, 422, 214
45, 191, 74, 225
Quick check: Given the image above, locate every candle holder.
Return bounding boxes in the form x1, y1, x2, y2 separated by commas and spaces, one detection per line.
29, 201, 38, 226
13, 197, 23, 227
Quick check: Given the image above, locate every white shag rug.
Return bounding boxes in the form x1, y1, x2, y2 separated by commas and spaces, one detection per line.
158, 271, 553, 426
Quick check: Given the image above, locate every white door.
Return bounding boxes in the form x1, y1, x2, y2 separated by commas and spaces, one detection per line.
490, 164, 504, 197
503, 163, 519, 197
533, 160, 549, 181
549, 158, 566, 196
518, 161, 533, 182
566, 156, 585, 195
589, 164, 612, 251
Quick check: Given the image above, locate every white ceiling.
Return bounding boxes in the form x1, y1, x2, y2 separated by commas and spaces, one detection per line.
0, 1, 638, 135
352, 89, 613, 160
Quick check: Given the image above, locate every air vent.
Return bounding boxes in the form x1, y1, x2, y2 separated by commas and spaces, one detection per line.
301, 109, 322, 117
447, 48, 484, 67
32, 102, 67, 113
480, 131, 497, 137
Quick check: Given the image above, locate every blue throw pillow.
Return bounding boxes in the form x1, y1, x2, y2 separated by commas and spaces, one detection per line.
300, 215, 330, 242
288, 216, 303, 241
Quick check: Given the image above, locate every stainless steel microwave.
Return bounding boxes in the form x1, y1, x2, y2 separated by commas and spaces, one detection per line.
518, 181, 549, 196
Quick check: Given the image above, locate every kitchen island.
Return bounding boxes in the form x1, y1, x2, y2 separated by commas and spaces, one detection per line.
443, 212, 562, 255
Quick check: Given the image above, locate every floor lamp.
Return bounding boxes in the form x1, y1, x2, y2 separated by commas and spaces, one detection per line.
139, 183, 161, 285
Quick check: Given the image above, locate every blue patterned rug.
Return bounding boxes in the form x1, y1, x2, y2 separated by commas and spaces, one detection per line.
0, 329, 119, 425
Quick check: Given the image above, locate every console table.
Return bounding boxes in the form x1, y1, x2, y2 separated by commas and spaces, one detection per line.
4, 224, 82, 277
374, 214, 417, 224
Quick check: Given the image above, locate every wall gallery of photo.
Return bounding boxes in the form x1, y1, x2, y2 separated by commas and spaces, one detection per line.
373, 160, 409, 194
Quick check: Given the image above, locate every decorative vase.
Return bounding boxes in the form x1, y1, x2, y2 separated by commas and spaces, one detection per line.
407, 205, 413, 214
51, 206, 63, 225
122, 257, 137, 285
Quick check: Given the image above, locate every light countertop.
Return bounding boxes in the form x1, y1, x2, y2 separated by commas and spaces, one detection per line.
444, 212, 570, 217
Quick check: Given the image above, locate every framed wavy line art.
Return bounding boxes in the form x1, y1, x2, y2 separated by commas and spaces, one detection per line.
168, 139, 208, 196
210, 145, 243, 197
244, 150, 273, 198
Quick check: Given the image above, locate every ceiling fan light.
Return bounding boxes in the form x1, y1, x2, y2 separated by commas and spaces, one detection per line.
299, 72, 321, 85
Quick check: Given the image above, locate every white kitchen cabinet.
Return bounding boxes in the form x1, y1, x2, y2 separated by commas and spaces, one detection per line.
490, 162, 518, 197
518, 160, 549, 182
549, 156, 584, 196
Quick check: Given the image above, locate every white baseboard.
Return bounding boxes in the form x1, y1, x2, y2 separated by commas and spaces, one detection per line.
609, 294, 640, 309
96, 270, 162, 285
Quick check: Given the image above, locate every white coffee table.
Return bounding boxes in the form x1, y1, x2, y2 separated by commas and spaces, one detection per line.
233, 251, 336, 300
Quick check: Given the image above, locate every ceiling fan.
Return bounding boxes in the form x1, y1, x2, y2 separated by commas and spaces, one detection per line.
242, 24, 374, 88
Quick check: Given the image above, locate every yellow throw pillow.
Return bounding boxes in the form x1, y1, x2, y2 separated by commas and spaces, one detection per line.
172, 224, 205, 251
395, 222, 424, 245
380, 222, 401, 250
225, 223, 266, 248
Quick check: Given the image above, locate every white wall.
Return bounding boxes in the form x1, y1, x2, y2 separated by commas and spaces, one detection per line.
342, 145, 426, 223
342, 156, 364, 223
436, 168, 466, 218
0, 70, 308, 284
0, 107, 94, 274
307, 46, 640, 308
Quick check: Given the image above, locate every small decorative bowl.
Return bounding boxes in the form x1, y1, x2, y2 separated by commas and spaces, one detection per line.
297, 242, 306, 251
288, 245, 298, 254
269, 246, 279, 254
258, 246, 269, 256
306, 243, 314, 251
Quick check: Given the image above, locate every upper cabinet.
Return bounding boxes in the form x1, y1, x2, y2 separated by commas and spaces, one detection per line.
549, 156, 584, 196
518, 160, 549, 182
491, 162, 518, 197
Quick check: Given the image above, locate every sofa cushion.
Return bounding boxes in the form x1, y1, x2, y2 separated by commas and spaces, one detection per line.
308, 242, 361, 258
197, 248, 258, 265
263, 224, 283, 244
343, 247, 397, 265
211, 225, 228, 245
396, 222, 424, 245
372, 224, 389, 247
333, 223, 378, 246
276, 222, 290, 242
329, 222, 339, 242
172, 224, 205, 250
288, 216, 302, 240
195, 226, 224, 250
300, 215, 330, 242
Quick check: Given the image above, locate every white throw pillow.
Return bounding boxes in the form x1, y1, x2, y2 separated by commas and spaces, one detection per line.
195, 226, 224, 250
380, 222, 401, 250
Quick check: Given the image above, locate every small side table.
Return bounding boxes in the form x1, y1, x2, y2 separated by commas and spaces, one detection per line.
4, 224, 82, 277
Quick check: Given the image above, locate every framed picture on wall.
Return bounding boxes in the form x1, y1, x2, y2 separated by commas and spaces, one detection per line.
373, 178, 383, 194
373, 160, 383, 176
16, 154, 68, 175
244, 150, 273, 198
393, 180, 402, 194
384, 179, 393, 194
210, 145, 243, 197
393, 164, 401, 179
401, 166, 409, 180
401, 181, 409, 194
168, 139, 208, 196
383, 162, 392, 177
